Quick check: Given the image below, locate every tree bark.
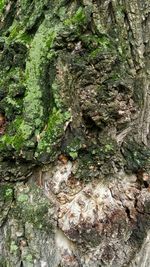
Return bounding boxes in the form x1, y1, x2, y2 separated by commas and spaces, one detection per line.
0, 0, 150, 266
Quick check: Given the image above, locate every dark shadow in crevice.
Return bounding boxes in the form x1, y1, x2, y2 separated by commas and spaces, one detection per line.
143, 181, 149, 188
125, 206, 131, 220
108, 1, 116, 25
0, 0, 17, 35
82, 113, 102, 132
26, 13, 45, 36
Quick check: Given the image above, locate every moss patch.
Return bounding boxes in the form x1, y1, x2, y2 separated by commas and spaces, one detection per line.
0, 0, 6, 12
0, 184, 14, 226
13, 183, 53, 231
0, 5, 72, 165
122, 139, 150, 172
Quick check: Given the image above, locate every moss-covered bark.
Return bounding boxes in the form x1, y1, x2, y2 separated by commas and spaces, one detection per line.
0, 0, 149, 178
0, 0, 150, 266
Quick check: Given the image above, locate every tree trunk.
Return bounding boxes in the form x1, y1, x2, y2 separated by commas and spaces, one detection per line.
0, 0, 150, 266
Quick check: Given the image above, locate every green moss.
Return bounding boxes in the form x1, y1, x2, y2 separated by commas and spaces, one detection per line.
51, 80, 64, 110
0, 120, 27, 152
5, 0, 50, 43
14, 185, 53, 231
0, 184, 14, 228
78, 33, 115, 60
0, 13, 71, 158
0, 10, 67, 162
69, 151, 78, 160
36, 107, 70, 158
7, 23, 32, 45
122, 139, 150, 172
64, 7, 86, 26
0, 65, 26, 124
0, 1, 121, 173
24, 27, 56, 134
23, 254, 33, 264
10, 241, 18, 253
0, 0, 6, 12
4, 96, 23, 116
74, 136, 122, 181
6, 24, 22, 41
0, 184, 13, 202
108, 72, 121, 81
104, 144, 114, 153
0, 256, 7, 267
17, 193, 29, 203
94, 139, 116, 158
116, 5, 126, 19
0, 4, 116, 169
64, 136, 83, 160
25, 254, 33, 261
0, 3, 73, 164
5, 188, 13, 198
22, 16, 66, 139
83, 34, 111, 48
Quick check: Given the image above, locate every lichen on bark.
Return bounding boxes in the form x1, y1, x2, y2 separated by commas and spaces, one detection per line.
0, 0, 150, 266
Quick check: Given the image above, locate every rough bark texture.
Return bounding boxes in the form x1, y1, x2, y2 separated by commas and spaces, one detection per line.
0, 0, 150, 266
